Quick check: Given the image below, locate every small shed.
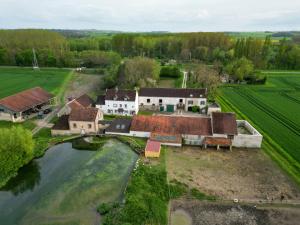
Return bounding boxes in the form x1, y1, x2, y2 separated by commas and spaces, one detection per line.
145, 140, 161, 158
207, 102, 221, 116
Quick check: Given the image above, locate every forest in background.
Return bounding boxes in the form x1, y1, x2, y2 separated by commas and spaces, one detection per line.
0, 29, 300, 89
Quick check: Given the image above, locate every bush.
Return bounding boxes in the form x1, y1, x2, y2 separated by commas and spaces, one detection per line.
160, 66, 182, 78
97, 203, 113, 215
169, 179, 188, 198
0, 126, 34, 187
190, 188, 216, 201
191, 105, 200, 113
71, 138, 104, 150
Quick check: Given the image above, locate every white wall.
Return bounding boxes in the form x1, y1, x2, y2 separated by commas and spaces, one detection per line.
232, 120, 263, 148
129, 130, 151, 138
139, 96, 206, 111
96, 92, 139, 116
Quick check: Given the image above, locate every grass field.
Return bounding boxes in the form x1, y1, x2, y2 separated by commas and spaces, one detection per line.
0, 67, 72, 99
218, 71, 300, 185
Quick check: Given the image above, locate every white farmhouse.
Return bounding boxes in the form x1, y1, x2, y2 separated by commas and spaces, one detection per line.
95, 88, 139, 116
138, 88, 207, 112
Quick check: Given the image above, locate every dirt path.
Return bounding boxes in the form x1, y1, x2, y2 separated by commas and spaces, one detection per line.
182, 71, 187, 88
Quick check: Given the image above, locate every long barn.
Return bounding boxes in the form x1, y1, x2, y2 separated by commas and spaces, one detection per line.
0, 87, 55, 122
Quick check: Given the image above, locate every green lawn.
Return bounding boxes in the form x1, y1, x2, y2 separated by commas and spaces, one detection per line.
0, 67, 72, 99
218, 71, 300, 185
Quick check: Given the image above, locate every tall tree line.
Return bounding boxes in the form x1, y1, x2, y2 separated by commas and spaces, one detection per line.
0, 29, 300, 70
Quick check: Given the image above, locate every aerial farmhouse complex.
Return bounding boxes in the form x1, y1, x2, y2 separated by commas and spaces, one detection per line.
0, 87, 55, 122
48, 87, 263, 152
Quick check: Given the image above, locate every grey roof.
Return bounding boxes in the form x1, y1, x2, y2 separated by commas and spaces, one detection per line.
96, 95, 105, 105
105, 118, 132, 134
139, 88, 207, 98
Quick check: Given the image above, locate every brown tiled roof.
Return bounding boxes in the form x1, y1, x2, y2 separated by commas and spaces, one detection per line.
69, 108, 99, 122
139, 88, 207, 98
52, 115, 70, 130
212, 112, 237, 135
131, 115, 212, 136
0, 87, 53, 112
105, 89, 136, 101
75, 94, 94, 107
204, 137, 232, 146
145, 140, 161, 152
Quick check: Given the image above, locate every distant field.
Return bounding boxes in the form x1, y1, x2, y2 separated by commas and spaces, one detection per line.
0, 67, 72, 98
226, 32, 291, 41
218, 71, 300, 185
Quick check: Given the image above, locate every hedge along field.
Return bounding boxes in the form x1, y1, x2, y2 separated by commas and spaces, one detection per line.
0, 67, 72, 99
218, 71, 300, 185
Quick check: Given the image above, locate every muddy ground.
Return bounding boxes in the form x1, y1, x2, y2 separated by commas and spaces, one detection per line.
170, 200, 300, 225
64, 72, 103, 100
166, 146, 300, 202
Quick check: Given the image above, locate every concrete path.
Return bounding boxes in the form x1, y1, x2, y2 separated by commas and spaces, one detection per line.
182, 71, 187, 88
32, 106, 61, 135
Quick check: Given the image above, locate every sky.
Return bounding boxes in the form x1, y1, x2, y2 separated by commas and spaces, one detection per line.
1, 0, 300, 32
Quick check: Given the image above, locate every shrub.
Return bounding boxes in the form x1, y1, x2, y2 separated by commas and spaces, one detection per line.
72, 138, 104, 150
97, 203, 113, 215
191, 105, 200, 113
160, 66, 181, 78
190, 188, 216, 201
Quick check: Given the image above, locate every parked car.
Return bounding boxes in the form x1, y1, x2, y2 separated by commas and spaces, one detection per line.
43, 108, 52, 114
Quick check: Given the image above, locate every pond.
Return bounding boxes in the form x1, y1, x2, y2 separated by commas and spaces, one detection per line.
0, 139, 138, 225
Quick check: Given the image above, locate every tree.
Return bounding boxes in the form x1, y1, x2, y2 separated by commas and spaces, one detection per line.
225, 57, 254, 81
120, 57, 160, 88
188, 64, 220, 100
0, 126, 34, 187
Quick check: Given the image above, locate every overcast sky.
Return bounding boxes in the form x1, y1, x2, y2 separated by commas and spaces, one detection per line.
1, 0, 300, 31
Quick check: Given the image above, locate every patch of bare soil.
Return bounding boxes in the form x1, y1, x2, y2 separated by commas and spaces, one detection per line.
171, 200, 300, 225
64, 72, 103, 100
166, 147, 300, 202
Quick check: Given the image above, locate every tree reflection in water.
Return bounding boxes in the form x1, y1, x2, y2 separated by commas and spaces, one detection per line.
1, 161, 41, 196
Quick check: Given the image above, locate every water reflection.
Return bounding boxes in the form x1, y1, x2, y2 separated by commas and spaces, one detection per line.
1, 161, 41, 196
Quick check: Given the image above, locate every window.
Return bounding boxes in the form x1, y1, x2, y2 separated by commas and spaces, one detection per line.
124, 104, 127, 108
113, 104, 117, 107
73, 123, 77, 128
147, 99, 151, 103
88, 124, 92, 129
200, 100, 206, 105
179, 99, 183, 103
188, 100, 193, 105
0, 108, 4, 112
159, 99, 162, 104
119, 104, 122, 107
116, 124, 121, 129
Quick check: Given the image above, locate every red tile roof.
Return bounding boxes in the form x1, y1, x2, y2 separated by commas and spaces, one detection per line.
0, 87, 53, 112
212, 112, 238, 135
68, 94, 93, 110
145, 140, 161, 152
75, 94, 94, 107
69, 108, 99, 122
131, 115, 212, 136
204, 137, 232, 146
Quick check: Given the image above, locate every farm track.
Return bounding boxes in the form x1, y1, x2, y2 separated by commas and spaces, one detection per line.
280, 91, 300, 105
232, 88, 300, 136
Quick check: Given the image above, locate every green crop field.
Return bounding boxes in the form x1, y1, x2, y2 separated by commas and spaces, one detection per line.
218, 71, 300, 185
0, 67, 72, 99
